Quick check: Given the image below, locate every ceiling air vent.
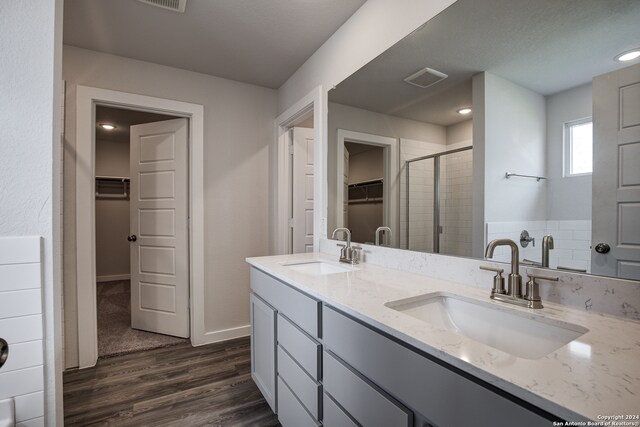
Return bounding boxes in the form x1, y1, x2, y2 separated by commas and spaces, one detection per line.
137, 0, 187, 13
404, 67, 448, 89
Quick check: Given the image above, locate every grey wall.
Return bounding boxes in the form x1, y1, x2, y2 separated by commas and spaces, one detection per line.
62, 45, 277, 368
546, 83, 593, 220
95, 139, 130, 279
483, 72, 547, 223
347, 146, 384, 183
446, 119, 473, 148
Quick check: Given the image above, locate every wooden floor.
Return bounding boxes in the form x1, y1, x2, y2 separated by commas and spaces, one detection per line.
63, 337, 280, 426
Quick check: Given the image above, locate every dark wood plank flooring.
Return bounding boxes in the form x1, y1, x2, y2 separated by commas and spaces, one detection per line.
63, 337, 280, 426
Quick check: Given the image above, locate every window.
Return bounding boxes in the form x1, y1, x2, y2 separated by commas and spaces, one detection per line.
563, 117, 593, 177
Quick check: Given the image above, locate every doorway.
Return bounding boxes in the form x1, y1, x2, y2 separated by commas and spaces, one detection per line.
74, 86, 205, 369
94, 106, 188, 357
344, 142, 384, 244
336, 129, 399, 247
290, 115, 315, 254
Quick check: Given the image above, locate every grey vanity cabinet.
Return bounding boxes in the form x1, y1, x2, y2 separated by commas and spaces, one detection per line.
250, 267, 558, 427
249, 293, 276, 412
322, 305, 555, 427
250, 268, 322, 426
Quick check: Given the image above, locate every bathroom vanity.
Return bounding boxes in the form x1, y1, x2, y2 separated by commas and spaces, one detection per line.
247, 253, 640, 426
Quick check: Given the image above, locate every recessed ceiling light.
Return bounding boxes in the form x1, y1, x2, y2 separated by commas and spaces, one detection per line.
615, 49, 640, 62
99, 124, 116, 130
457, 107, 472, 115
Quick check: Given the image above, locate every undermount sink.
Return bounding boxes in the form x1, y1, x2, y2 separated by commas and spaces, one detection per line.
385, 292, 588, 359
282, 260, 356, 275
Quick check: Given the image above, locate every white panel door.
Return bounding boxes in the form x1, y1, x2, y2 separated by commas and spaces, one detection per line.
592, 63, 640, 280
292, 127, 315, 253
130, 118, 189, 337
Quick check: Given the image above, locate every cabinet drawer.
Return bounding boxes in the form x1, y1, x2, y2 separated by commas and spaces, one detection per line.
323, 351, 412, 427
251, 268, 320, 337
277, 376, 320, 427
277, 314, 321, 380
277, 345, 321, 419
323, 305, 554, 427
323, 392, 358, 427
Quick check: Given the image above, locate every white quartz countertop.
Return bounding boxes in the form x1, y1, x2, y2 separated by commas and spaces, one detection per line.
246, 253, 640, 422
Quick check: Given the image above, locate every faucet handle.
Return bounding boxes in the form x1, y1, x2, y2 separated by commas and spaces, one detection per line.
351, 245, 362, 263
479, 265, 505, 295
526, 272, 559, 282
479, 265, 504, 274
524, 273, 558, 307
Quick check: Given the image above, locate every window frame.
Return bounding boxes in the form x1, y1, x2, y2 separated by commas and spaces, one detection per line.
563, 116, 593, 178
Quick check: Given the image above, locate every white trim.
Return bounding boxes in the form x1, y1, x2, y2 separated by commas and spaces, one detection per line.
275, 86, 324, 254
96, 274, 131, 282
336, 129, 399, 247
203, 324, 251, 342
75, 85, 205, 368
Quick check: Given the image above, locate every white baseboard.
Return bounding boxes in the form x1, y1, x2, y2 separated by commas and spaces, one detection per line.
96, 274, 130, 283
193, 324, 250, 346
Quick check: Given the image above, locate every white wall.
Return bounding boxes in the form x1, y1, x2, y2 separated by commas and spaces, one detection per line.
95, 140, 130, 279
482, 73, 547, 223
0, 2, 63, 424
62, 46, 277, 368
546, 83, 593, 220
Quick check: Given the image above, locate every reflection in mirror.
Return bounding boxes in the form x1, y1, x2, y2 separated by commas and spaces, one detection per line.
327, 0, 640, 280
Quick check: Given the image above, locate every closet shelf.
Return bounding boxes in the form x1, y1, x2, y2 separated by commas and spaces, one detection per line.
348, 197, 383, 205
348, 178, 383, 188
96, 176, 130, 199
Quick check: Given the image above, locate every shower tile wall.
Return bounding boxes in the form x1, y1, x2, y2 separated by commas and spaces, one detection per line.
486, 220, 592, 272
400, 139, 437, 251
439, 149, 473, 257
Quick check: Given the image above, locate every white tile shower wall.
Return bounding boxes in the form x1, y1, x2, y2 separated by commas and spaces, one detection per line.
439, 149, 473, 257
0, 237, 45, 426
400, 139, 443, 251
486, 220, 592, 272
320, 238, 640, 320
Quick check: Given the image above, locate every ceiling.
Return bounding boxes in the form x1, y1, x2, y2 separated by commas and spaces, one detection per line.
96, 106, 176, 142
63, 0, 366, 89
329, 0, 640, 126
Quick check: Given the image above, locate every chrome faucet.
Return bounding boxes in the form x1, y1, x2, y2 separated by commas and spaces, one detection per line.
482, 238, 557, 309
485, 239, 522, 298
332, 228, 361, 264
541, 235, 554, 268
375, 226, 392, 246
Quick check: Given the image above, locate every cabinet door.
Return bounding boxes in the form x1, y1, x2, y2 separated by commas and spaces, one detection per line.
250, 293, 277, 412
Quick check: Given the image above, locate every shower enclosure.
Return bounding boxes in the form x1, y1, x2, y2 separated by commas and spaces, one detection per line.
403, 146, 473, 256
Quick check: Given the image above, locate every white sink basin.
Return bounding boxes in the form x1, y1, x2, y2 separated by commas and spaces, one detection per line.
282, 260, 356, 275
385, 292, 588, 359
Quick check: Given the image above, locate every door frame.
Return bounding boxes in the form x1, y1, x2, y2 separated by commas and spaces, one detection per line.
336, 129, 399, 247
75, 85, 205, 368
275, 86, 324, 254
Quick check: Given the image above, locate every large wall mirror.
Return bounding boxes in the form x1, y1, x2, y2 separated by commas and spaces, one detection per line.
327, 0, 640, 280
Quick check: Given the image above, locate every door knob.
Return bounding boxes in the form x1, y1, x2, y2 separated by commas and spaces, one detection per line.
0, 338, 8, 369
594, 243, 610, 254
127, 235, 137, 242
